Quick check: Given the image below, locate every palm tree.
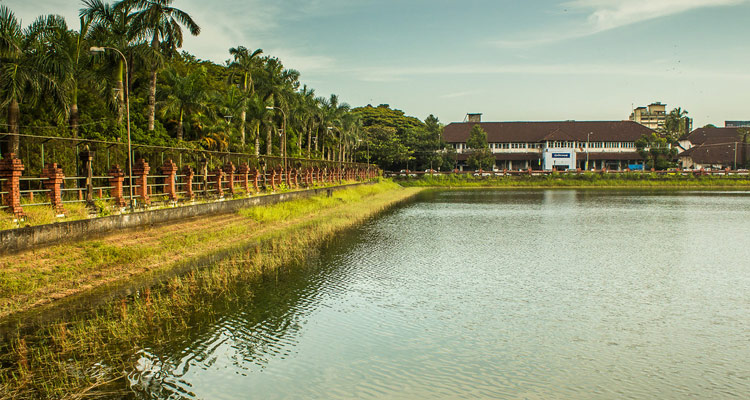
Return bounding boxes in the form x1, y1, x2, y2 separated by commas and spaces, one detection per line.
81, 0, 135, 123
228, 45, 262, 146
33, 15, 94, 137
256, 57, 299, 156
119, 0, 200, 131
0, 8, 67, 154
158, 66, 208, 140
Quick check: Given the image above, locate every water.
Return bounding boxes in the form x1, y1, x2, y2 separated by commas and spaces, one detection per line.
126, 190, 750, 399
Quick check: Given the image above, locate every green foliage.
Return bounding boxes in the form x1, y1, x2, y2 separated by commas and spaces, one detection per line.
466, 125, 494, 170
635, 132, 678, 170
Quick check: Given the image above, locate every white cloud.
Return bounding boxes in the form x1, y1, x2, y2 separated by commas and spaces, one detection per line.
494, 0, 748, 48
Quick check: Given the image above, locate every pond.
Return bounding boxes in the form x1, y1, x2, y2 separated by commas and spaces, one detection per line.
126, 190, 750, 399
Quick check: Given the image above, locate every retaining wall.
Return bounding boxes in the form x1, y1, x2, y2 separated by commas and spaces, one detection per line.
0, 184, 364, 254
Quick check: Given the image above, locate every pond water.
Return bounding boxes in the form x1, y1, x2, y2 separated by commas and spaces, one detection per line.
126, 190, 750, 399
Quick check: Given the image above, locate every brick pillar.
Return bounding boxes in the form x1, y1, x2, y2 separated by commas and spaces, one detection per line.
293, 169, 298, 188
108, 166, 126, 208
223, 162, 236, 195
160, 159, 178, 201
132, 159, 151, 206
238, 163, 250, 194
213, 167, 225, 197
252, 168, 260, 192
41, 163, 65, 215
182, 165, 195, 200
0, 153, 25, 217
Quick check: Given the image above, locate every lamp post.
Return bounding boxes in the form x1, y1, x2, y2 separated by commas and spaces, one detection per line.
266, 106, 286, 172
90, 46, 134, 211
585, 132, 593, 171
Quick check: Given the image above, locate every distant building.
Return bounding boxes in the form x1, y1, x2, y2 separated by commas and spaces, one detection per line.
442, 115, 651, 171
629, 101, 693, 133
678, 127, 749, 169
725, 121, 750, 128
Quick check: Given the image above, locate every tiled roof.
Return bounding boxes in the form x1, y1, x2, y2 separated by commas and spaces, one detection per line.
684, 127, 748, 145
443, 121, 652, 143
680, 142, 750, 164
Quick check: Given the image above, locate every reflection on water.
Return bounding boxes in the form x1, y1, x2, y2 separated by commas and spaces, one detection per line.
126, 190, 750, 399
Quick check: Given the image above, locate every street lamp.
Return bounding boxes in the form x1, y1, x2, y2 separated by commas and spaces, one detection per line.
265, 106, 286, 172
90, 46, 134, 211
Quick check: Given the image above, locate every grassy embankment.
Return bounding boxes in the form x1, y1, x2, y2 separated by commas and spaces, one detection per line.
0, 181, 333, 231
0, 180, 421, 399
396, 173, 750, 188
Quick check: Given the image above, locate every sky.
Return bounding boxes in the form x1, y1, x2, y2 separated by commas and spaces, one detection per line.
4, 0, 750, 127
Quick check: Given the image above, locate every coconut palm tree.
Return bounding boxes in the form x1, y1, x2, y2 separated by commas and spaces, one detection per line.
81, 0, 135, 123
32, 15, 94, 137
256, 57, 299, 156
0, 8, 67, 154
158, 66, 208, 140
228, 45, 262, 146
118, 0, 200, 131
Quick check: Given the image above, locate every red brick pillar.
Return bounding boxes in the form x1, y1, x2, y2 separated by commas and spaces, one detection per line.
182, 165, 195, 200
213, 167, 225, 197
238, 163, 250, 194
133, 159, 151, 206
293, 168, 299, 188
108, 165, 126, 207
306, 168, 311, 186
41, 163, 65, 215
270, 169, 277, 191
0, 154, 25, 217
223, 162, 236, 195
160, 159, 178, 201
252, 168, 260, 192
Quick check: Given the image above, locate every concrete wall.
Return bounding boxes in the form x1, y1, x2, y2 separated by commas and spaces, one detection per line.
0, 184, 367, 254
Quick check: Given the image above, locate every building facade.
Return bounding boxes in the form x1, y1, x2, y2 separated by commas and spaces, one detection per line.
629, 101, 693, 133
443, 118, 652, 171
678, 127, 749, 169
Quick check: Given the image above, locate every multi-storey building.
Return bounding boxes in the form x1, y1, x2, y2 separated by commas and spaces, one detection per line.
630, 102, 666, 130
629, 101, 692, 133
442, 116, 652, 171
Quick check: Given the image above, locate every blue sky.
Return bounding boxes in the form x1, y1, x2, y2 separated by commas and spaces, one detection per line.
6, 0, 750, 127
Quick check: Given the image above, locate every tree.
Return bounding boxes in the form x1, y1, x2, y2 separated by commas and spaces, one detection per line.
158, 66, 208, 140
635, 132, 677, 170
121, 0, 200, 131
0, 8, 67, 154
466, 125, 494, 170
662, 107, 690, 138
228, 45, 262, 145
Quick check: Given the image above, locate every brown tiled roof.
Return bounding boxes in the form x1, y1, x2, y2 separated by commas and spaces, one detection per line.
685, 127, 747, 145
680, 142, 750, 164
443, 121, 652, 143
455, 152, 540, 161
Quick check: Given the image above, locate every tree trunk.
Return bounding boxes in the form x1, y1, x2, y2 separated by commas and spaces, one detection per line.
116, 60, 124, 123
307, 125, 312, 157
147, 68, 157, 131
177, 109, 184, 141
8, 99, 19, 155
240, 109, 246, 146
255, 131, 260, 156
266, 125, 272, 155
70, 103, 79, 138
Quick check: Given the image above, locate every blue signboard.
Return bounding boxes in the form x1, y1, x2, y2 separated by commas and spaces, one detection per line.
628, 164, 644, 171
552, 153, 571, 158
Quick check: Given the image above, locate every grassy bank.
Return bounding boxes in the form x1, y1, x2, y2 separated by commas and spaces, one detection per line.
0, 180, 421, 398
395, 173, 750, 189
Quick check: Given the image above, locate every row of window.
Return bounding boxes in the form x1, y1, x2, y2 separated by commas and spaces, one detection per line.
452, 142, 636, 150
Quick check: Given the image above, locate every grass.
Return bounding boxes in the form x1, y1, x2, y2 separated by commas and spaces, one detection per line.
0, 200, 91, 231
0, 180, 417, 399
396, 172, 750, 189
